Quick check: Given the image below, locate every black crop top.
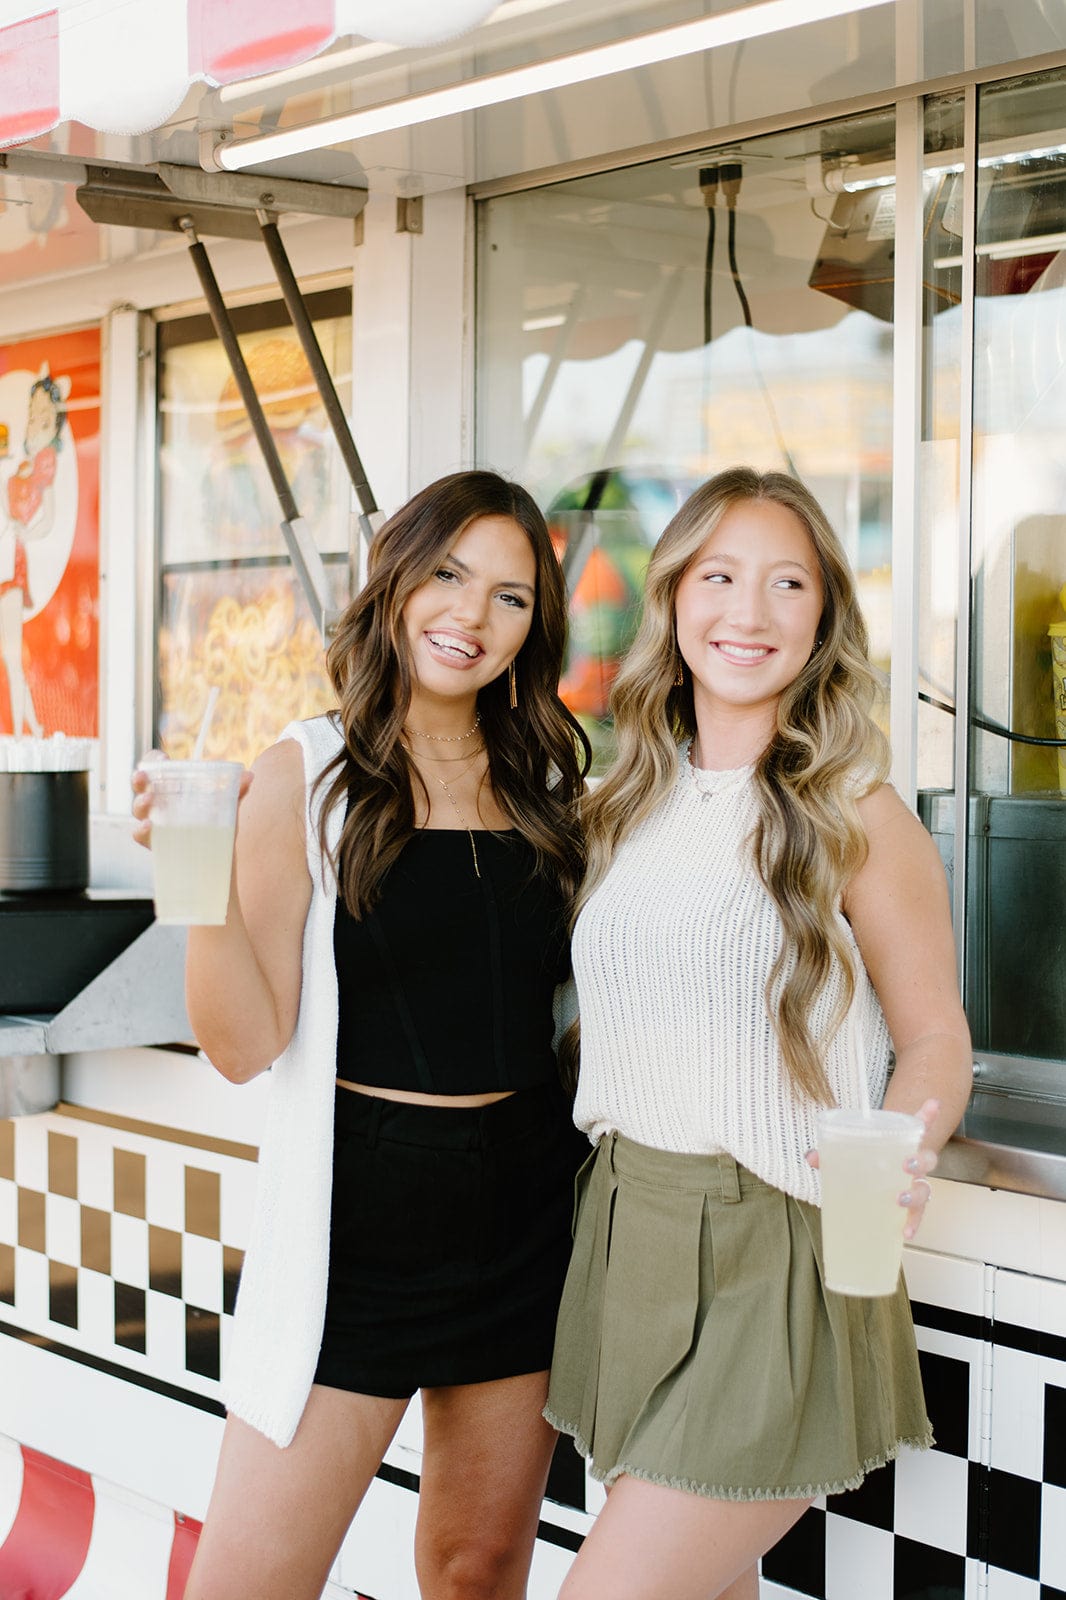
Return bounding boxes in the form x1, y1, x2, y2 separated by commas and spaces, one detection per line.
334, 830, 569, 1094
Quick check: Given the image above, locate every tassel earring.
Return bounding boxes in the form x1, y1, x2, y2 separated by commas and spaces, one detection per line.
508, 660, 518, 710
674, 659, 685, 687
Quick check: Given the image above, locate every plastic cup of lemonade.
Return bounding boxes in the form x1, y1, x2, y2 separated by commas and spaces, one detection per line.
141, 760, 243, 926
815, 1108, 925, 1297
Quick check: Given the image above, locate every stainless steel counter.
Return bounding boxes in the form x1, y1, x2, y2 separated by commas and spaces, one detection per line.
937, 1086, 1066, 1201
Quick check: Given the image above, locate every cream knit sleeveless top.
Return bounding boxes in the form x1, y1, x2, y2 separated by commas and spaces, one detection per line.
571, 748, 890, 1204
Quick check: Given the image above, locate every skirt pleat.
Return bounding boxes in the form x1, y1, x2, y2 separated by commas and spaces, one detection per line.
545, 1133, 933, 1501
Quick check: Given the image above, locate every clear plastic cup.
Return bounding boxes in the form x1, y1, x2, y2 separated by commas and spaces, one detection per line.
815, 1109, 924, 1297
140, 760, 243, 926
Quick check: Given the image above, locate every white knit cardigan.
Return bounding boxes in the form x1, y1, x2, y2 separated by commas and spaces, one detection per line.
221, 713, 345, 1448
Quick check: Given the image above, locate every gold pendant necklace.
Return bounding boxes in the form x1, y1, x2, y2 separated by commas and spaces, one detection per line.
433, 772, 481, 878
407, 739, 485, 878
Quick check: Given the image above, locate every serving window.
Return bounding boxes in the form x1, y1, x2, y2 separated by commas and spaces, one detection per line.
477, 109, 897, 771
154, 289, 351, 765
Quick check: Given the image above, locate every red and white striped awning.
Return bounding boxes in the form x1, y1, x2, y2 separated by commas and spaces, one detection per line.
0, 0, 502, 150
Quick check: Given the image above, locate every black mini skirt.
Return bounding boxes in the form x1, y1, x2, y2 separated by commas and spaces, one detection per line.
314, 1080, 588, 1399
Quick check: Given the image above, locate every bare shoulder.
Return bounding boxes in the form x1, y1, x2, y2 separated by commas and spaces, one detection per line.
235, 737, 308, 884
245, 738, 305, 821
856, 781, 911, 829
847, 783, 946, 908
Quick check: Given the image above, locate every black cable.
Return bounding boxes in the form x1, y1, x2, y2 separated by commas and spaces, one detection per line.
719, 161, 799, 478
918, 689, 1066, 747
725, 201, 754, 328
703, 205, 716, 345
698, 166, 718, 347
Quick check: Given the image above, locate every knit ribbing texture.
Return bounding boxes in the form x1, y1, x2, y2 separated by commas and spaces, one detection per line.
572, 750, 890, 1205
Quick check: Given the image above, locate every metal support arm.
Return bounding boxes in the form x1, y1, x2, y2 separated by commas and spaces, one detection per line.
178, 216, 336, 637
257, 211, 381, 566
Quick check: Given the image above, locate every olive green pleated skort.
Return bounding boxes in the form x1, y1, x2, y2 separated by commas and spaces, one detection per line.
545, 1132, 933, 1501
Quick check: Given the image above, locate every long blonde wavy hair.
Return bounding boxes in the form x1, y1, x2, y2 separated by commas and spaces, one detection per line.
572, 466, 889, 1105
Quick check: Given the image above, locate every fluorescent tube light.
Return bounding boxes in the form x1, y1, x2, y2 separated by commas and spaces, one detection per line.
216, 0, 576, 107
824, 132, 1066, 192
934, 231, 1066, 269
212, 0, 892, 171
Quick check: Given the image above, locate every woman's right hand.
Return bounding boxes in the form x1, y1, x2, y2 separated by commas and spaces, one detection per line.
130, 752, 253, 850
130, 750, 166, 850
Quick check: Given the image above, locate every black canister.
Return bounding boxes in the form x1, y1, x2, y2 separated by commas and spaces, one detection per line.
0, 770, 90, 892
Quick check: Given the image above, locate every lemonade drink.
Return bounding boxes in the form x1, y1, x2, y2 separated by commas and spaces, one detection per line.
141, 759, 243, 927
151, 821, 236, 924
816, 1109, 924, 1297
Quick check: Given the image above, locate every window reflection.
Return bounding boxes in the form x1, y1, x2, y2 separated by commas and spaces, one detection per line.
478, 111, 896, 768
963, 68, 1066, 1065
155, 292, 351, 765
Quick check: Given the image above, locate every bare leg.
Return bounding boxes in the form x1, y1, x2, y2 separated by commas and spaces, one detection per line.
0, 590, 40, 737
416, 1369, 558, 1600
559, 1475, 811, 1600
183, 1384, 408, 1600
718, 1566, 760, 1600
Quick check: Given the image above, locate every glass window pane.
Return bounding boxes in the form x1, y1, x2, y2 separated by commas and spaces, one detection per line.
918, 91, 966, 797
968, 67, 1066, 1065
155, 293, 350, 764
478, 111, 895, 769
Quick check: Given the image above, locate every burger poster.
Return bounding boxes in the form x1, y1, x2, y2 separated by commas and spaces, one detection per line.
157, 315, 351, 765
0, 326, 100, 737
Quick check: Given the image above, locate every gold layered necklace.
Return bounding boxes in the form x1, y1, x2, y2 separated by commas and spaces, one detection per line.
405, 736, 487, 878
403, 713, 480, 744
432, 764, 484, 878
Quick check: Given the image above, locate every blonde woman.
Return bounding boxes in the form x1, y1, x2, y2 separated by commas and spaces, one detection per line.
547, 467, 972, 1600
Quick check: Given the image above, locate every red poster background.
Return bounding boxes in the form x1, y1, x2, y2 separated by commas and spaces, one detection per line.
0, 326, 100, 736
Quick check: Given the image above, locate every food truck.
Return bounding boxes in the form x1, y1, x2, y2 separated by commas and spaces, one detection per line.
0, 2, 1065, 1595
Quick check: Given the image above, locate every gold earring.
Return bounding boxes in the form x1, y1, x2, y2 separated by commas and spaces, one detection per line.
674, 659, 684, 687
508, 660, 518, 710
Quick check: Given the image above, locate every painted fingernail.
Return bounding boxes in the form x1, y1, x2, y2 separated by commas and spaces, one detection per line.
899, 1191, 913, 1207
905, 1158, 920, 1173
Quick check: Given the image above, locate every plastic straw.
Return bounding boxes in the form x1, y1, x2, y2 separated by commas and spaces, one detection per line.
856, 1034, 872, 1118
191, 686, 220, 762
0, 734, 96, 771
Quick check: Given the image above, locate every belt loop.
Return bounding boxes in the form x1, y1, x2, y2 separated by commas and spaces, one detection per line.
363, 1094, 383, 1151
718, 1152, 741, 1203
604, 1130, 618, 1174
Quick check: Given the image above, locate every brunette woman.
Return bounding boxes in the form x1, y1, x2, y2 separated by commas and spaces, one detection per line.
133, 470, 589, 1600
546, 467, 972, 1600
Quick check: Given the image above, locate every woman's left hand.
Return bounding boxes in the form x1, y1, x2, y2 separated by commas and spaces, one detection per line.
805, 1095, 941, 1242
899, 1097, 940, 1240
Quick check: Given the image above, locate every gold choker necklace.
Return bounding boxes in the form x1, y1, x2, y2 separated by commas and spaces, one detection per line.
404, 713, 481, 743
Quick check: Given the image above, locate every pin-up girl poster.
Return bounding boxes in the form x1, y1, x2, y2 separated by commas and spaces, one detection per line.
0, 329, 100, 736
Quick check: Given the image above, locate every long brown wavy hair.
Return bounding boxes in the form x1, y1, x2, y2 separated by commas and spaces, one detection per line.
316, 470, 590, 916
570, 467, 889, 1104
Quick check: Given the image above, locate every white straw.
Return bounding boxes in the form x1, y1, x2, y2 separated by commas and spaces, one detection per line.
191, 686, 220, 762
856, 1029, 872, 1118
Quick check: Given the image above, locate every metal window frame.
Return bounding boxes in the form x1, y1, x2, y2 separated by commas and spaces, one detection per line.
470, 50, 1066, 1108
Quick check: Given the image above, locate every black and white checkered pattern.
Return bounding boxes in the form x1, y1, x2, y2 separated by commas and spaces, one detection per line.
0, 1108, 254, 1406
2, 1109, 1066, 1599
759, 1249, 1066, 1600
